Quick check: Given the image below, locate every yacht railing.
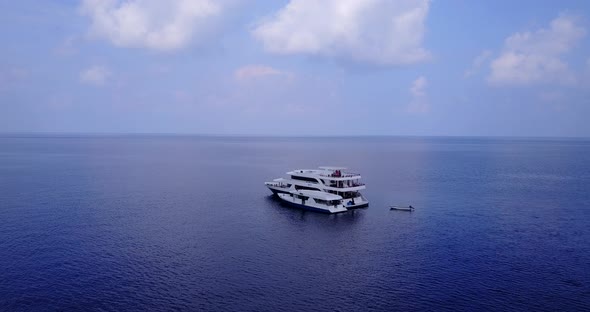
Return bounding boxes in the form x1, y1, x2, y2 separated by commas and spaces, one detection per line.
327, 182, 365, 188
268, 182, 290, 188
319, 173, 360, 178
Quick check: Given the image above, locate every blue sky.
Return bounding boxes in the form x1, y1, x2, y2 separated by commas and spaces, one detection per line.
1, 0, 589, 136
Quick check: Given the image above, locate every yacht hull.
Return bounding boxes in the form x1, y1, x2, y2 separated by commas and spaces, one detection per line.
343, 197, 370, 209
278, 200, 338, 214
346, 202, 369, 209
276, 193, 348, 214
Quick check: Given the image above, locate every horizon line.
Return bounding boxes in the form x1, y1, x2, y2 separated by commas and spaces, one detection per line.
0, 132, 589, 140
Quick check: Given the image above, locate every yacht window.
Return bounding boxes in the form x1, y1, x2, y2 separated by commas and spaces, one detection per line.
295, 185, 320, 191
291, 175, 318, 183
314, 199, 327, 205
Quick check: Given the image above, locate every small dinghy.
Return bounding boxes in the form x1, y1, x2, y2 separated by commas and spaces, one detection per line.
390, 205, 414, 211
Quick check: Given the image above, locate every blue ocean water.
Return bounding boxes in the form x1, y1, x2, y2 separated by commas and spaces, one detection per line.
0, 135, 589, 311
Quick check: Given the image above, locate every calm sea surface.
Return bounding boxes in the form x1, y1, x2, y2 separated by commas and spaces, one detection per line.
0, 136, 589, 311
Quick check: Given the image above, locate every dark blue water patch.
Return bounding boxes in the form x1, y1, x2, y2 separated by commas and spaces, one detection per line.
0, 136, 589, 311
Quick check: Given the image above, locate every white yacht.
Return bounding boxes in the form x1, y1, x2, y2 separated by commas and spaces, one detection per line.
265, 166, 369, 213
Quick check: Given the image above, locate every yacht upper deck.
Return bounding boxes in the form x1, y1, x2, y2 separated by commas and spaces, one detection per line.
288, 167, 361, 180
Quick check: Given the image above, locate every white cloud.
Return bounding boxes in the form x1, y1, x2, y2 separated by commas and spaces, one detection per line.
464, 50, 492, 78
410, 76, 427, 97
407, 76, 429, 113
488, 14, 585, 86
234, 65, 291, 81
252, 0, 431, 66
80, 0, 228, 51
80, 66, 111, 86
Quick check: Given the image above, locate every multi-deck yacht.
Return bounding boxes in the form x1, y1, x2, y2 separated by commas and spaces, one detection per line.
265, 166, 369, 213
